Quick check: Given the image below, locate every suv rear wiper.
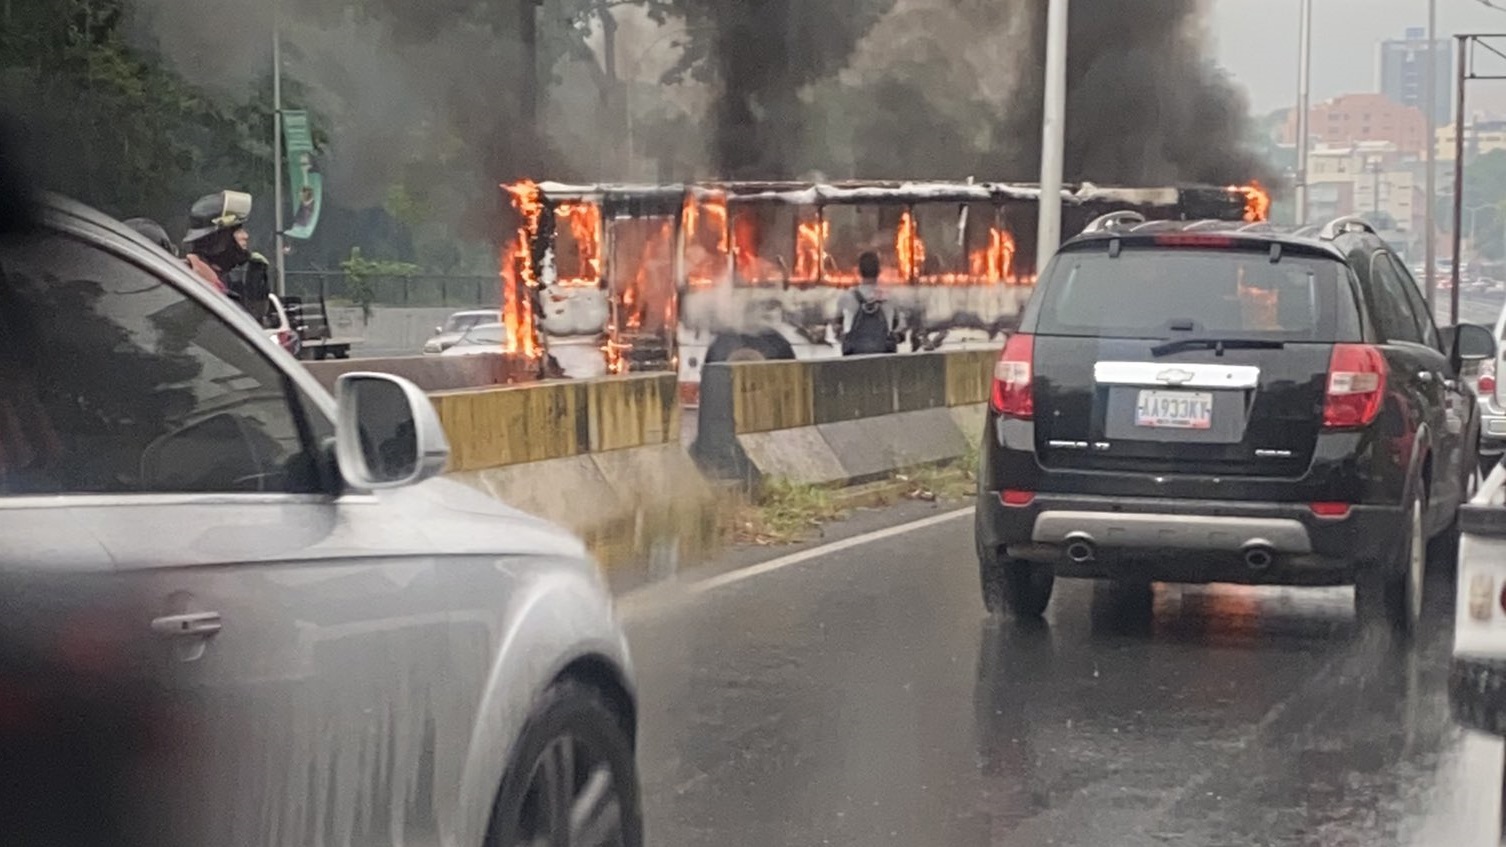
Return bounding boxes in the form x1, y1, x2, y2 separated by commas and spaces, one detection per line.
1150, 337, 1286, 356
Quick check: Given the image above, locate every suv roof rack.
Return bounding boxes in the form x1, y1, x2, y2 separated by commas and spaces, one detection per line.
1318, 215, 1377, 240
1082, 210, 1146, 234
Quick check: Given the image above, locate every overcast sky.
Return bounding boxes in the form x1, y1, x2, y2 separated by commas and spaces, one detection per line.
1209, 0, 1506, 116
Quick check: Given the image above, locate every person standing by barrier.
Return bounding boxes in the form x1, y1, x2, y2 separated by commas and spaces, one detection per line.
838, 251, 898, 355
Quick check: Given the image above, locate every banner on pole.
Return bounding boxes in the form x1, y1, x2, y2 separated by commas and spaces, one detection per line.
282, 110, 322, 240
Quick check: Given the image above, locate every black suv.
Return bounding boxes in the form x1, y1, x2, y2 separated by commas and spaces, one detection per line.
975, 213, 1498, 631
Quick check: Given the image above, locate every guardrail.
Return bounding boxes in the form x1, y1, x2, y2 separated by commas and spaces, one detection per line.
692, 349, 998, 488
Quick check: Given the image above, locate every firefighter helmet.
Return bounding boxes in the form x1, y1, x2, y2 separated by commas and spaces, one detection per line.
183, 190, 252, 244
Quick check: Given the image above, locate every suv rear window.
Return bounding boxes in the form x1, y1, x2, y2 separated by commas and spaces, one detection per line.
1029, 246, 1354, 341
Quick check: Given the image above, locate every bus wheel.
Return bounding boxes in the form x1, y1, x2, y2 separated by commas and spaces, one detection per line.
705, 333, 796, 365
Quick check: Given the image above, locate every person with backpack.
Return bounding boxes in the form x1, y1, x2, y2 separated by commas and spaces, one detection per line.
838, 250, 898, 355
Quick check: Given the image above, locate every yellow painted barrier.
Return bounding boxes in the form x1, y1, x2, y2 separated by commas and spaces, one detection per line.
730, 360, 815, 435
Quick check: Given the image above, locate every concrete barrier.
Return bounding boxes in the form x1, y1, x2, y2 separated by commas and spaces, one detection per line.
304, 354, 536, 393
432, 373, 718, 574
693, 349, 998, 488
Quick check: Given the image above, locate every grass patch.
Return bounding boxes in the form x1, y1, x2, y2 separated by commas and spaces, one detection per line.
733, 479, 847, 545
895, 447, 980, 503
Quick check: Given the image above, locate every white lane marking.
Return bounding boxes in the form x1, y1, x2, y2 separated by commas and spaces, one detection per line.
691, 506, 973, 595
616, 506, 974, 620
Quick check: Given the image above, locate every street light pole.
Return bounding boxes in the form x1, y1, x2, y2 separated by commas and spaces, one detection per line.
272, 0, 286, 297
1424, 0, 1438, 310
1035, 0, 1069, 273
1294, 0, 1313, 225
1451, 34, 1468, 326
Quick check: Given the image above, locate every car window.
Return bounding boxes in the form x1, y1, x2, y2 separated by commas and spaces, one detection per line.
0, 230, 324, 496
1031, 247, 1344, 341
1387, 255, 1440, 348
1366, 251, 1425, 345
461, 325, 507, 346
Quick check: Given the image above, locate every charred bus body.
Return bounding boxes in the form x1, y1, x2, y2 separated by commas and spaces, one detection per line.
499, 180, 1266, 400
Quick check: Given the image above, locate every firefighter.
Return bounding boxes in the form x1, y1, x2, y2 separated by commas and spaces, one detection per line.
182, 190, 252, 295
182, 191, 270, 322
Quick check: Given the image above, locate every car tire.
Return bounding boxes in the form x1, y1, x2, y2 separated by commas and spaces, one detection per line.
1356, 493, 1424, 635
979, 542, 1053, 618
486, 679, 643, 847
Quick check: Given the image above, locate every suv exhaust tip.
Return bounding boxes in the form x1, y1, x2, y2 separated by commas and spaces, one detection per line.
1242, 544, 1275, 571
1064, 535, 1096, 564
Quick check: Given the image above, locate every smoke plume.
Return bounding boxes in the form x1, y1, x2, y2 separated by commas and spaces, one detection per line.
994, 0, 1273, 186
691, 0, 1272, 187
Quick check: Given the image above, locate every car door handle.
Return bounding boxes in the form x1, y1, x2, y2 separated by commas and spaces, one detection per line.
151, 611, 222, 639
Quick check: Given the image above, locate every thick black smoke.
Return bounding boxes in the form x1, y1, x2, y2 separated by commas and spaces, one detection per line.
671, 0, 897, 178
992, 0, 1274, 185
688, 0, 1272, 187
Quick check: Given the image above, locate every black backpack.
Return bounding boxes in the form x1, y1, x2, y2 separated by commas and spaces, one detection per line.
843, 288, 896, 355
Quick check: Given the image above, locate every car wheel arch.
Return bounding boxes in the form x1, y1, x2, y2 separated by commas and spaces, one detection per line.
450, 570, 633, 847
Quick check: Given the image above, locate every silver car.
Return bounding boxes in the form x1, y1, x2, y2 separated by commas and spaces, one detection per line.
0, 198, 641, 847
426, 309, 503, 354
1477, 302, 1506, 469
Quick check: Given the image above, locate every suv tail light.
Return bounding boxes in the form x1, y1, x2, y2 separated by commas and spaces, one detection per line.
1479, 363, 1496, 396
1322, 344, 1387, 429
991, 333, 1035, 419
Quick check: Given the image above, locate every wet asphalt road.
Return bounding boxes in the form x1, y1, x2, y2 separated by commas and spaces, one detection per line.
622, 501, 1506, 846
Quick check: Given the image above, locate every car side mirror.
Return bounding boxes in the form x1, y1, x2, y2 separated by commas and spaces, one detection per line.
1446, 323, 1498, 369
333, 373, 449, 490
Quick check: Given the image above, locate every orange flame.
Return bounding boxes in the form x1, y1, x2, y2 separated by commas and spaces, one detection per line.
501, 180, 542, 357
795, 217, 829, 280
968, 227, 1018, 283
555, 201, 603, 287
896, 211, 926, 281
1232, 181, 1271, 223
683, 194, 729, 288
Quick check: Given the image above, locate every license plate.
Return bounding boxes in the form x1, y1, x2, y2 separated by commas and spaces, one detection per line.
1135, 390, 1213, 430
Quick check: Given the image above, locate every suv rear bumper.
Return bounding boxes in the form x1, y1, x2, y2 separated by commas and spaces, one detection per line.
977, 492, 1404, 586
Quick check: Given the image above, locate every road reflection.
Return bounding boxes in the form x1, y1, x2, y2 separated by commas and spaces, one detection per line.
972, 573, 1475, 845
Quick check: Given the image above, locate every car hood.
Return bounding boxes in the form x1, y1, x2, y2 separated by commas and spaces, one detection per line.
385, 477, 589, 560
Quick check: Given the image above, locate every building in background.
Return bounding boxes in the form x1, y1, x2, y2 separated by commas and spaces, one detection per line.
1306, 142, 1423, 258
1282, 93, 1429, 157
1379, 27, 1454, 128
1435, 118, 1506, 161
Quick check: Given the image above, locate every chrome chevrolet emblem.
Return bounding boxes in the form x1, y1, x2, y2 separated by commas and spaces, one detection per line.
1156, 368, 1195, 386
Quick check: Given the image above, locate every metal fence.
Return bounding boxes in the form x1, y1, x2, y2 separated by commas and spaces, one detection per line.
285, 272, 501, 308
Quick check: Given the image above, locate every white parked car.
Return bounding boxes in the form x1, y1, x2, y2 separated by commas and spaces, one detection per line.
441, 321, 509, 356
0, 197, 642, 846
426, 309, 502, 354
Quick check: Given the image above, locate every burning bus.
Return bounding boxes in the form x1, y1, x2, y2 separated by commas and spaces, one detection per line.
498, 179, 1269, 402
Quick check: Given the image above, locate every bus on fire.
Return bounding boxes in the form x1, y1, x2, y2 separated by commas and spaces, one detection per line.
496, 179, 1268, 404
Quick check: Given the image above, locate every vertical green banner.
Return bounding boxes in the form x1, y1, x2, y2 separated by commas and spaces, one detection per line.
283, 110, 322, 240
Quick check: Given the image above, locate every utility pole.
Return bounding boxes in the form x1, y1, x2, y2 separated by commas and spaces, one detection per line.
1451, 34, 1468, 326
1424, 0, 1438, 310
1294, 0, 1312, 225
272, 0, 285, 297
520, 0, 542, 167
599, 5, 620, 179
1035, 0, 1069, 273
